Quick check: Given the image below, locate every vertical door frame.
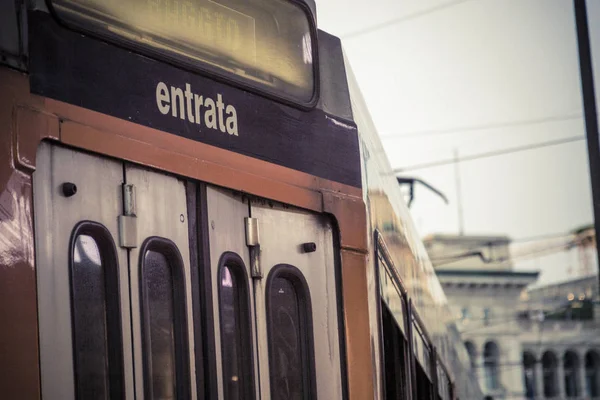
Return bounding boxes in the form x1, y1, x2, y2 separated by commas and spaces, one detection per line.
125, 163, 197, 400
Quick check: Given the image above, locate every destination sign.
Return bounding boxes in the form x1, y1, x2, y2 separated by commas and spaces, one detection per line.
56, 0, 256, 64
49, 0, 317, 105
29, 11, 361, 188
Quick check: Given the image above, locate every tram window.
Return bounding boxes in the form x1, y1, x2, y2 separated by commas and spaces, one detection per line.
141, 239, 190, 400
412, 321, 434, 400
381, 301, 408, 399
415, 361, 433, 400
266, 265, 316, 400
70, 223, 123, 400
218, 254, 254, 400
437, 362, 451, 400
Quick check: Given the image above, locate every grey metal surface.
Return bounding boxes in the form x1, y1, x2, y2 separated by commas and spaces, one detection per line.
33, 142, 134, 400
123, 183, 137, 216
126, 165, 197, 400
118, 215, 138, 248
245, 217, 260, 247
206, 187, 259, 400
250, 200, 344, 400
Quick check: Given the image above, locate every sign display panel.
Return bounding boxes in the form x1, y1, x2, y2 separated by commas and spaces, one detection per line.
29, 11, 361, 188
50, 0, 317, 105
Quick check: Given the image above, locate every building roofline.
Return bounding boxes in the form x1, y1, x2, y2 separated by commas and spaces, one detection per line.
423, 234, 511, 244
527, 273, 598, 292
435, 269, 540, 278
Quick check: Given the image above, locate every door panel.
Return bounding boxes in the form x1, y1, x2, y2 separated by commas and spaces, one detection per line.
205, 185, 343, 400
34, 143, 343, 400
251, 201, 343, 400
206, 187, 259, 400
126, 165, 196, 400
34, 144, 197, 400
34, 142, 134, 400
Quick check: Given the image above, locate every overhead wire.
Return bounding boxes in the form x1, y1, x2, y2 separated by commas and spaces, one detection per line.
432, 230, 592, 267
381, 113, 582, 140
342, 0, 475, 39
510, 231, 581, 243
502, 236, 589, 264
393, 135, 586, 172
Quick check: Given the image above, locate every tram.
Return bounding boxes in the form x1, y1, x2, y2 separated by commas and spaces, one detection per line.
0, 0, 482, 399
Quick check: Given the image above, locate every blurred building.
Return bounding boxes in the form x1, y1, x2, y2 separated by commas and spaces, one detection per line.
518, 274, 600, 400
425, 234, 539, 399
425, 231, 600, 400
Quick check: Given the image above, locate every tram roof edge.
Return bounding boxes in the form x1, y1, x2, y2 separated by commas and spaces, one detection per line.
317, 30, 354, 123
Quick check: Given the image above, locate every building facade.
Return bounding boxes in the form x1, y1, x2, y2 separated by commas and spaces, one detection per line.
518, 275, 600, 399
425, 232, 600, 400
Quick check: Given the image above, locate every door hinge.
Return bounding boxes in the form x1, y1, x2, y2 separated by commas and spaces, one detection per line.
118, 183, 137, 248
245, 217, 259, 246
245, 217, 262, 279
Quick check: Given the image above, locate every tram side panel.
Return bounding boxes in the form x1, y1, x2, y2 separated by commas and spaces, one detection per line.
0, 73, 41, 399
346, 56, 484, 398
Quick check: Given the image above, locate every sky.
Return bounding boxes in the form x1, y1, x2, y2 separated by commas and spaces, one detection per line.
315, 0, 599, 285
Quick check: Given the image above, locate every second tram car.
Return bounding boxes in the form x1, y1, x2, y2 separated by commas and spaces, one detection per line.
0, 0, 482, 399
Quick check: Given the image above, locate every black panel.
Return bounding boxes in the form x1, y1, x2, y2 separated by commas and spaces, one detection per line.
28, 11, 361, 188
317, 31, 353, 122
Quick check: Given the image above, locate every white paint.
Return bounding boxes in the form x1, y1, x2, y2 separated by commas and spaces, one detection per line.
155, 81, 239, 136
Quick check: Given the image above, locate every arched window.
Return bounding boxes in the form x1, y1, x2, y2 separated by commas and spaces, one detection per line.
542, 351, 558, 398
482, 308, 492, 326
564, 350, 580, 397
140, 238, 190, 400
266, 265, 316, 400
464, 341, 476, 370
522, 352, 536, 399
70, 222, 124, 399
585, 350, 600, 397
218, 253, 255, 400
483, 341, 500, 390
460, 307, 470, 320
564, 351, 580, 397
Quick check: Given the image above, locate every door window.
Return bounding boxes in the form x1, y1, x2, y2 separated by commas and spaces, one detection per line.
218, 253, 255, 400
70, 222, 124, 400
266, 265, 316, 400
140, 238, 190, 400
